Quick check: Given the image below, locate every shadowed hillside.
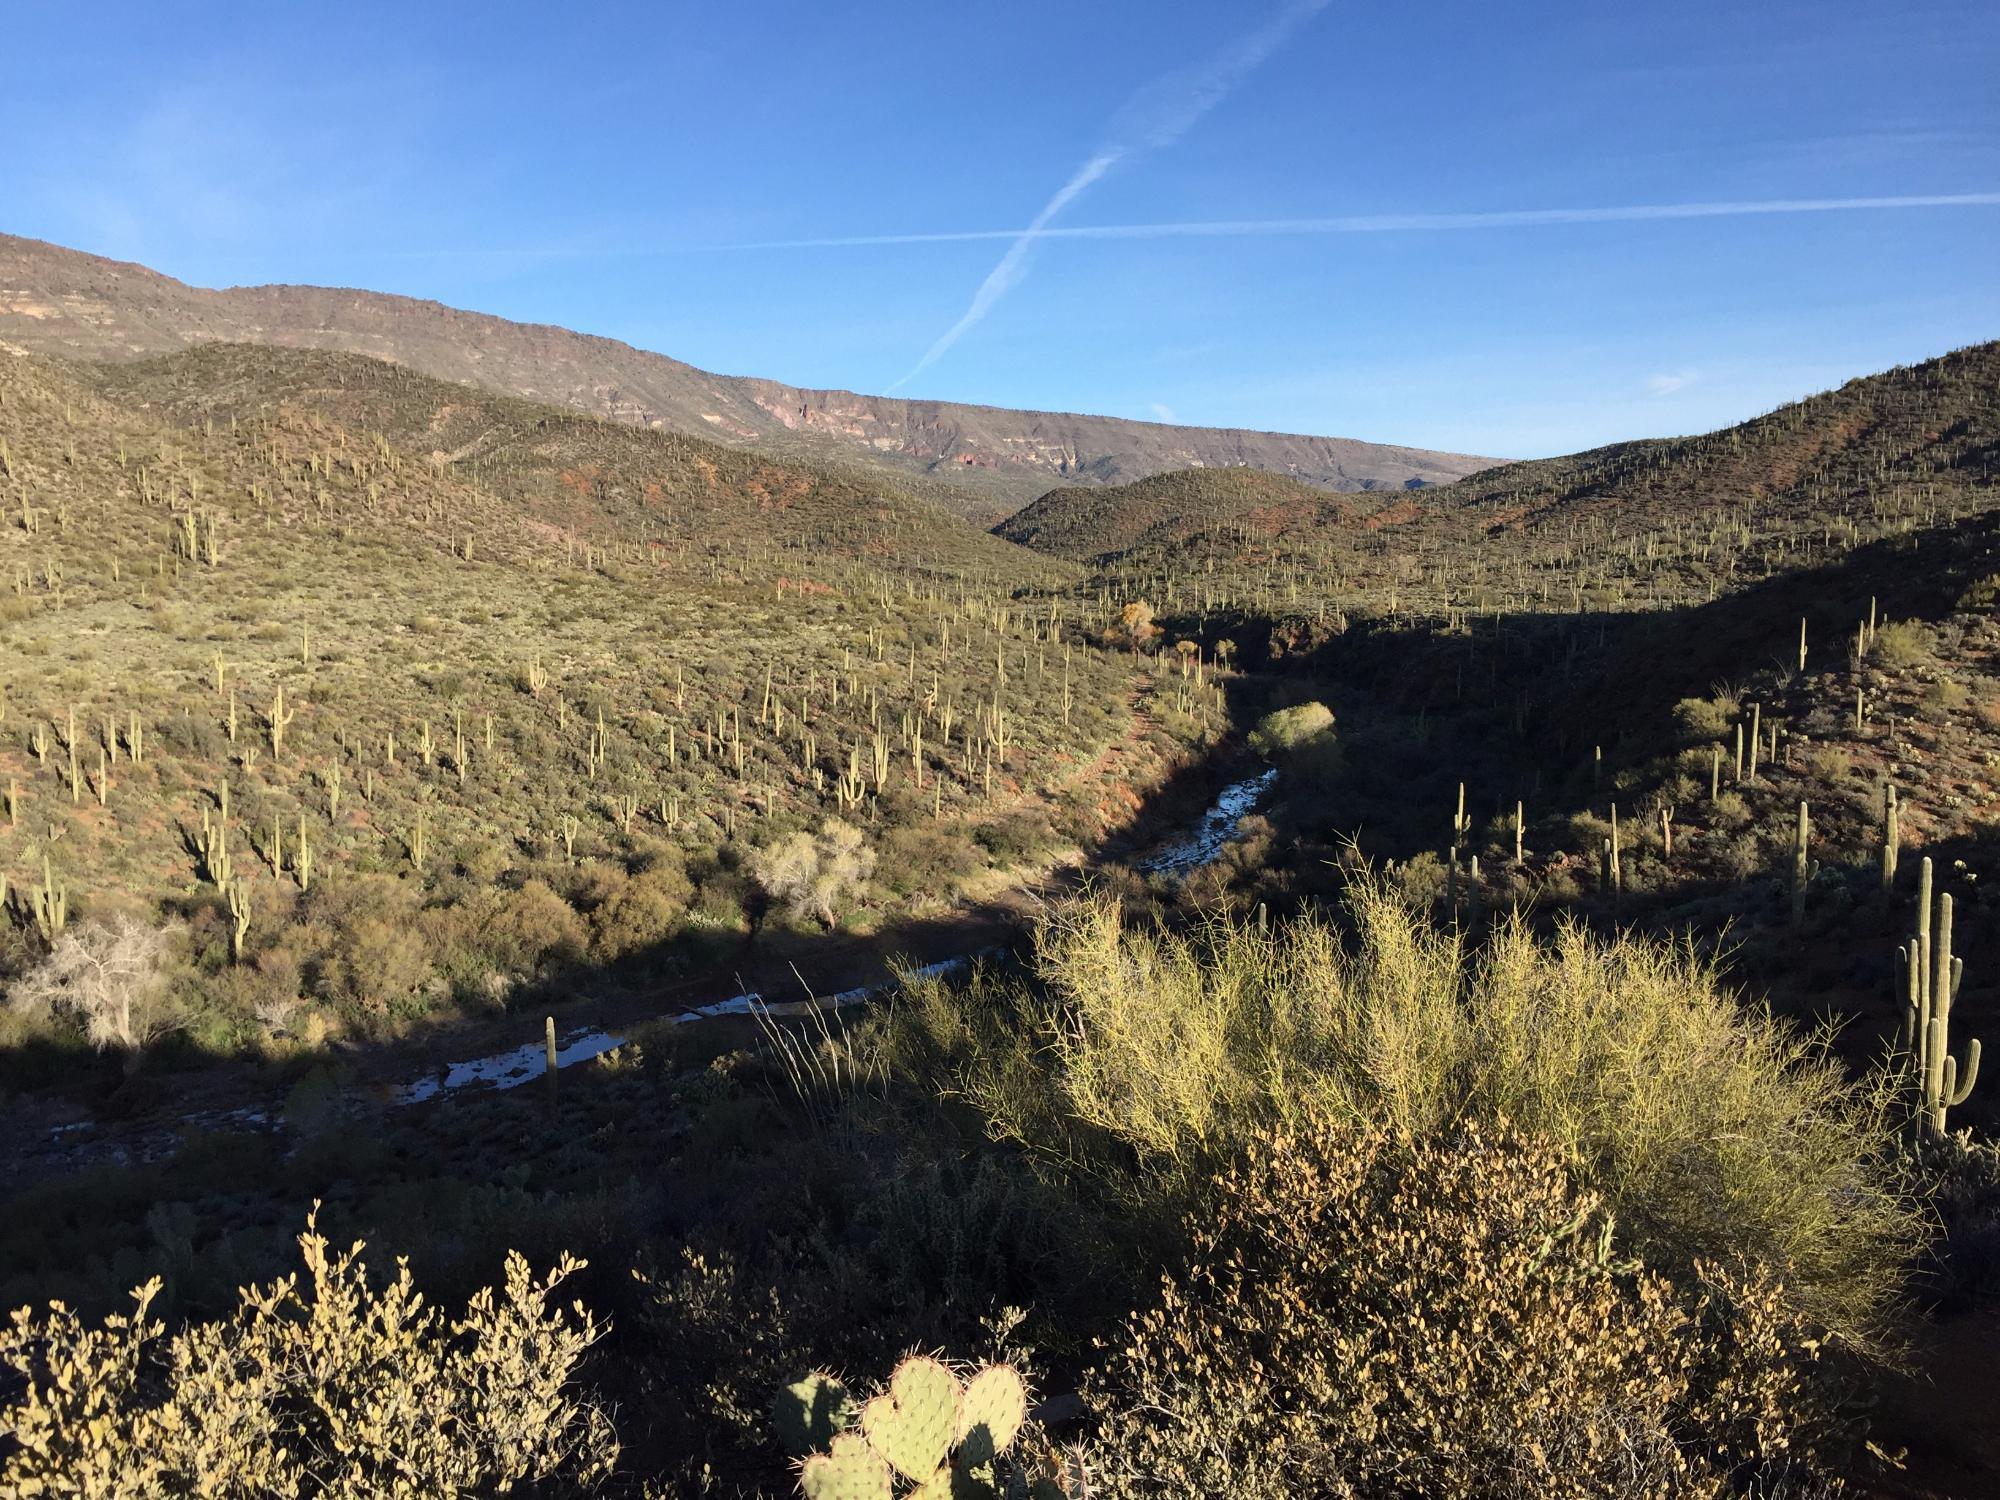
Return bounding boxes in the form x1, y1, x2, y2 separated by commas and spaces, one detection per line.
996, 466, 1377, 565
1008, 339, 2000, 621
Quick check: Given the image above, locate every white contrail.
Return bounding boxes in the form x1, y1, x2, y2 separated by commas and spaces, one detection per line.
741, 193, 2000, 252
885, 0, 1332, 393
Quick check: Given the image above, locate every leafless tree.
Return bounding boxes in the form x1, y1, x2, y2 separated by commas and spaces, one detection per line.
11, 915, 183, 1063
750, 819, 877, 929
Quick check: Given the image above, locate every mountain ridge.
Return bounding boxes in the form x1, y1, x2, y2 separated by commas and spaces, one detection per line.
998, 340, 2000, 581
0, 233, 1495, 520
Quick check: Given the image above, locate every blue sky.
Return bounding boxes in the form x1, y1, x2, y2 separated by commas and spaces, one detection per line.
4, 1, 1997, 458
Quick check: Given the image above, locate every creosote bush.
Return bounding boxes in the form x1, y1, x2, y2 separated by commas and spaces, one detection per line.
1087, 1119, 1837, 1499
0, 1210, 615, 1498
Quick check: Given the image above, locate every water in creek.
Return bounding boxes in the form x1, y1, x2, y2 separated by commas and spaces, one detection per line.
1136, 767, 1277, 876
394, 767, 1279, 1102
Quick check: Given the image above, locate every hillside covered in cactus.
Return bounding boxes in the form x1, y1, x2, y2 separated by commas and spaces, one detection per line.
2, 321, 2000, 1497
0, 338, 1222, 1067
1009, 340, 2000, 620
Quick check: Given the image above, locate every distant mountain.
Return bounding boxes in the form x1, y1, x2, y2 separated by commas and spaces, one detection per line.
0, 234, 1496, 521
1001, 341, 2000, 575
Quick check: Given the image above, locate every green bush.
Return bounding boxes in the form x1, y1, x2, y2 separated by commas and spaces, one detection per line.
300, 876, 432, 1021
589, 858, 694, 959
1871, 621, 1932, 669
1673, 696, 1736, 741
1248, 701, 1334, 756
1248, 701, 1339, 781
906, 886, 1922, 1348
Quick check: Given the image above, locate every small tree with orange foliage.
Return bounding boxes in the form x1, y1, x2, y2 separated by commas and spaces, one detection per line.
1102, 601, 1160, 653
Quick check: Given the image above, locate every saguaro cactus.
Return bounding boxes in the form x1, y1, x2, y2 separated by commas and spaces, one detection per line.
1899, 857, 1982, 1135
227, 878, 252, 962
32, 855, 67, 943
268, 685, 295, 762
1790, 801, 1809, 927
1880, 784, 1899, 892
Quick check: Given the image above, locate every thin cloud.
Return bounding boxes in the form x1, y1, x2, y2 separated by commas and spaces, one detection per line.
735, 192, 2000, 252
1647, 370, 1699, 396
885, 0, 1331, 392
1149, 402, 1178, 423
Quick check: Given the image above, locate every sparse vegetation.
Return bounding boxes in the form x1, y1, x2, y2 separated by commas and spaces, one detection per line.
0, 308, 1995, 1495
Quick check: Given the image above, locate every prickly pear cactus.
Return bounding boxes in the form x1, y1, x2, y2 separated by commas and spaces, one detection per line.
786, 1355, 1063, 1499
800, 1431, 893, 1500
955, 1364, 1028, 1469
860, 1356, 962, 1482
776, 1370, 854, 1457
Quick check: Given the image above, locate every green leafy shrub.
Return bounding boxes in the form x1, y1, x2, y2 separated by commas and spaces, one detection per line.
1248, 701, 1334, 756
300, 876, 431, 1021
1248, 701, 1339, 781
589, 856, 693, 959
1673, 696, 1736, 741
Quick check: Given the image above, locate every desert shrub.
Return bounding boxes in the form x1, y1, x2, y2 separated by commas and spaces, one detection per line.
973, 808, 1055, 865
1712, 831, 1766, 881
589, 857, 693, 960
1567, 809, 1615, 853
424, 880, 589, 982
1389, 849, 1447, 907
750, 819, 877, 928
1248, 701, 1339, 781
456, 838, 514, 884
627, 1244, 809, 1484
1087, 1120, 1837, 1499
1101, 600, 1160, 652
1870, 621, 1932, 669
1711, 791, 1752, 829
9, 915, 183, 1063
0, 1212, 615, 1497
299, 876, 432, 1019
875, 822, 982, 901
1805, 746, 1852, 782
1924, 677, 1970, 714
922, 887, 1921, 1346
1916, 1131, 2000, 1310
1673, 696, 1736, 741
1248, 701, 1334, 756
1957, 572, 2000, 612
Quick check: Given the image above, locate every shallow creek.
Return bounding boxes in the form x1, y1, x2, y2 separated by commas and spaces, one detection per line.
391, 764, 1280, 1103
